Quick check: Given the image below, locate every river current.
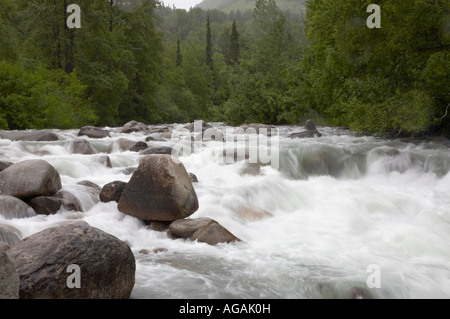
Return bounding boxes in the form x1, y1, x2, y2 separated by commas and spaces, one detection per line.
1, 124, 449, 299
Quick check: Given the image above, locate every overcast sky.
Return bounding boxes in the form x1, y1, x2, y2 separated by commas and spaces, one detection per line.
161, 0, 204, 10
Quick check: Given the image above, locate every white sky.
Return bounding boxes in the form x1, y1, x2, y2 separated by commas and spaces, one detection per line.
160, 0, 204, 10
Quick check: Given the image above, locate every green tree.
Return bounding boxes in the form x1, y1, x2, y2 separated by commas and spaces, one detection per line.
229, 20, 240, 64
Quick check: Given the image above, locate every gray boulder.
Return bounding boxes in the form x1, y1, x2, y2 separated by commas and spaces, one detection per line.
7, 221, 135, 299
69, 139, 97, 155
129, 141, 148, 152
0, 223, 22, 247
14, 131, 59, 142
0, 251, 19, 298
118, 155, 199, 221
121, 120, 147, 133
139, 146, 173, 156
0, 160, 62, 199
78, 126, 110, 139
0, 195, 36, 219
0, 160, 13, 172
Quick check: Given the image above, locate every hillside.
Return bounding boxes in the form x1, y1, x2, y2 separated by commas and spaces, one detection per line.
196, 0, 306, 14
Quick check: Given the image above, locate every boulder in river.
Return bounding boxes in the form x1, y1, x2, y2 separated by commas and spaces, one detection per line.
28, 196, 63, 215
14, 131, 59, 142
0, 223, 22, 247
78, 126, 111, 139
107, 138, 136, 153
0, 195, 36, 219
0, 251, 19, 299
69, 139, 97, 155
168, 217, 241, 245
139, 146, 173, 156
100, 181, 127, 203
6, 221, 135, 299
236, 207, 273, 222
129, 141, 148, 152
288, 119, 322, 138
0, 160, 62, 199
118, 155, 199, 221
183, 120, 213, 132
121, 120, 147, 133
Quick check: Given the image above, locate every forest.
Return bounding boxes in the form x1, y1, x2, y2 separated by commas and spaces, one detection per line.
0, 0, 448, 136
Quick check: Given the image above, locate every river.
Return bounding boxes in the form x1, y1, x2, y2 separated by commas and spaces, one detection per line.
1, 123, 449, 299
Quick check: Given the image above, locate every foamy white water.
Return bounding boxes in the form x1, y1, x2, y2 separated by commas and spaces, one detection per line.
1, 125, 450, 299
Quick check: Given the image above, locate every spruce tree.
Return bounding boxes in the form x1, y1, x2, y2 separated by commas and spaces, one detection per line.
206, 15, 213, 71
176, 37, 183, 67
229, 20, 239, 64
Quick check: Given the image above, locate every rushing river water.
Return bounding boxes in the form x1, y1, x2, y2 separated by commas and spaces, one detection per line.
1, 124, 450, 299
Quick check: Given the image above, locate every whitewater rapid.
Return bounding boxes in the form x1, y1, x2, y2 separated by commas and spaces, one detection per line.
1, 125, 449, 299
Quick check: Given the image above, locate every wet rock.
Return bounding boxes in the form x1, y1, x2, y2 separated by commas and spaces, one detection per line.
349, 287, 374, 299
0, 251, 19, 299
236, 207, 273, 222
238, 163, 262, 176
146, 221, 171, 232
122, 120, 147, 133
129, 141, 148, 152
107, 138, 135, 153
77, 180, 102, 192
118, 155, 199, 221
14, 131, 59, 142
98, 155, 112, 168
0, 160, 13, 172
139, 146, 173, 156
169, 218, 216, 239
144, 125, 171, 135
191, 222, 241, 245
28, 196, 62, 215
0, 243, 10, 252
55, 190, 84, 212
0, 223, 22, 247
288, 119, 322, 138
188, 172, 199, 183
78, 126, 111, 139
0, 160, 62, 199
0, 195, 36, 219
7, 221, 135, 299
69, 139, 97, 155
100, 181, 127, 203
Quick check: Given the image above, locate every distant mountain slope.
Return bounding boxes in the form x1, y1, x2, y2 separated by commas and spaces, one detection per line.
196, 0, 306, 14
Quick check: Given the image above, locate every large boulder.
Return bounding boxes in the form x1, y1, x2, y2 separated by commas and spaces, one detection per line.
169, 217, 216, 239
0, 251, 20, 299
118, 155, 199, 221
100, 181, 127, 203
6, 221, 135, 299
0, 160, 62, 199
0, 223, 22, 247
0, 195, 36, 219
14, 131, 59, 142
121, 120, 147, 133
28, 196, 62, 215
69, 139, 96, 155
78, 126, 111, 139
288, 119, 322, 138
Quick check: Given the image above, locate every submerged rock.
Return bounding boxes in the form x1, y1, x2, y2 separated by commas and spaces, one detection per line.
7, 221, 135, 299
118, 155, 199, 221
236, 207, 273, 222
107, 138, 136, 153
69, 139, 97, 155
0, 195, 36, 219
0, 223, 22, 247
0, 160, 62, 199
